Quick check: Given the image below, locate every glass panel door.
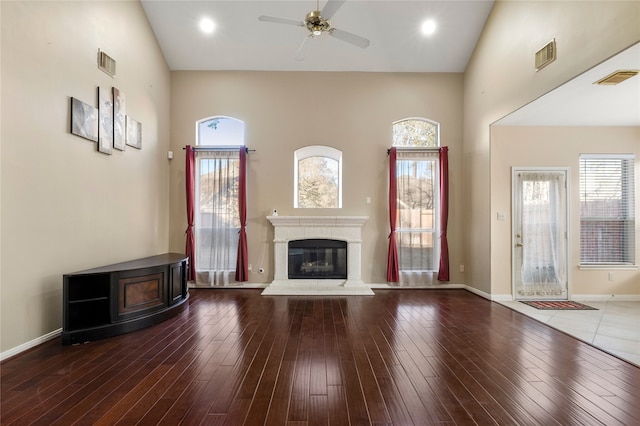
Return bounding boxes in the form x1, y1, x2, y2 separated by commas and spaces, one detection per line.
512, 169, 569, 300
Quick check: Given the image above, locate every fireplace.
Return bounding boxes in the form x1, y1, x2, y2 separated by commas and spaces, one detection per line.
262, 216, 374, 295
288, 239, 347, 279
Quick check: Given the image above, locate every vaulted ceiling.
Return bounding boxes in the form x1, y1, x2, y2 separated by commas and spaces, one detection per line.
141, 1, 639, 126
140, 0, 494, 72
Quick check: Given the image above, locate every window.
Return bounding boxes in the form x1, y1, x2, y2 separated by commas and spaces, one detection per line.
294, 146, 342, 208
393, 117, 438, 147
392, 119, 440, 276
194, 116, 245, 285
580, 154, 635, 265
197, 116, 244, 147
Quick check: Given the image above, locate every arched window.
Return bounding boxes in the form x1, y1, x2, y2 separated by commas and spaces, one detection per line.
392, 118, 439, 148
294, 145, 342, 208
197, 116, 245, 146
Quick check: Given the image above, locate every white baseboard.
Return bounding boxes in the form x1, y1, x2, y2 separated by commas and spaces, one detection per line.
572, 294, 640, 302
487, 292, 514, 302
368, 283, 465, 289
462, 285, 492, 300
1, 328, 61, 362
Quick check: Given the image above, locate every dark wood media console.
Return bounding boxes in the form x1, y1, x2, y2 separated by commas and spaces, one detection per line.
62, 253, 189, 345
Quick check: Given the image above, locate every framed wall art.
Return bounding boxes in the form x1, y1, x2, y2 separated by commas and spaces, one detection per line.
126, 116, 142, 149
70, 97, 98, 142
97, 87, 113, 155
113, 87, 126, 151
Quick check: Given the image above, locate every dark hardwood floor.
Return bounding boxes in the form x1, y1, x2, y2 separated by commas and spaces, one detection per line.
2, 289, 639, 425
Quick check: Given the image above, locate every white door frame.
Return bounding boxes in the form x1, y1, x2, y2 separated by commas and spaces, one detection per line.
511, 167, 571, 300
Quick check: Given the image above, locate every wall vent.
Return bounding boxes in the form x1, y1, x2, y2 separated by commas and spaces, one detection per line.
98, 49, 116, 77
594, 70, 639, 85
535, 39, 556, 71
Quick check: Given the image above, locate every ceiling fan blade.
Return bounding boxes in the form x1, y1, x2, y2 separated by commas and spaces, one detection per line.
320, 0, 345, 20
294, 36, 311, 61
329, 28, 370, 49
258, 15, 304, 27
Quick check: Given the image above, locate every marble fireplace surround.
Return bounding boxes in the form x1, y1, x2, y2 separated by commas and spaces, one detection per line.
261, 216, 375, 295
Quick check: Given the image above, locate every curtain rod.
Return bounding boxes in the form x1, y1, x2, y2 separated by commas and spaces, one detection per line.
183, 146, 254, 152
387, 147, 442, 154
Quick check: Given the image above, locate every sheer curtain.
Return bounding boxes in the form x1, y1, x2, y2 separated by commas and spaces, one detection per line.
519, 172, 567, 296
395, 149, 439, 286
195, 149, 240, 286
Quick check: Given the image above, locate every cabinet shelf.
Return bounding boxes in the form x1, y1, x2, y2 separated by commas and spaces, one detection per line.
68, 297, 109, 303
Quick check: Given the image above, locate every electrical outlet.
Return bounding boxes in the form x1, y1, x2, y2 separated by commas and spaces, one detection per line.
608, 272, 615, 281
459, 264, 465, 272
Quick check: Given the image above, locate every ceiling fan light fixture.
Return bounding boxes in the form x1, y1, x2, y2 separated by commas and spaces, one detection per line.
305, 10, 331, 36
258, 0, 371, 56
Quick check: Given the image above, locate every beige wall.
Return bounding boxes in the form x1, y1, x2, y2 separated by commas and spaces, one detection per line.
491, 126, 640, 297
464, 1, 640, 295
0, 1, 171, 353
168, 72, 464, 285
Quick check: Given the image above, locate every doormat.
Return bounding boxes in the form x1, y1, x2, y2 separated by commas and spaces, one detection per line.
521, 301, 597, 310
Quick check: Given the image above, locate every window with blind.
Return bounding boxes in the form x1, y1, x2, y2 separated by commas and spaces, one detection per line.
579, 154, 635, 265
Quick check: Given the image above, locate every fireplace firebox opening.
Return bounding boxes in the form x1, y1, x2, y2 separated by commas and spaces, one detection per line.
288, 239, 347, 279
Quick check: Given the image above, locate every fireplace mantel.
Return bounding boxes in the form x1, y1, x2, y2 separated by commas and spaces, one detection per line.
262, 215, 374, 295
267, 215, 368, 230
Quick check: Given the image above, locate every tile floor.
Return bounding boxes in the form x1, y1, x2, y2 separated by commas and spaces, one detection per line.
498, 300, 640, 367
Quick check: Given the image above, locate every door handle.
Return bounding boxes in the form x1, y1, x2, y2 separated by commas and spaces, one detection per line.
516, 242, 524, 247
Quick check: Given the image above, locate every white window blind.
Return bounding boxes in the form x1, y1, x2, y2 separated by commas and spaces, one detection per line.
579, 154, 635, 265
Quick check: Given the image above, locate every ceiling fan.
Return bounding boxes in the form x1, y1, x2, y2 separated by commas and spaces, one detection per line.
258, 0, 370, 60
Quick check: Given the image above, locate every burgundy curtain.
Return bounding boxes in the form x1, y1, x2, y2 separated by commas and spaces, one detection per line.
235, 148, 249, 282
437, 146, 450, 281
386, 147, 400, 282
184, 145, 196, 282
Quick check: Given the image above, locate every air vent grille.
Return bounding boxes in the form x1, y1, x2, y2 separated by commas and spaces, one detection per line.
98, 49, 116, 77
594, 70, 639, 85
535, 39, 556, 71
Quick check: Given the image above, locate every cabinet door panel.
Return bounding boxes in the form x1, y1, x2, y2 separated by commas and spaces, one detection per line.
118, 273, 164, 317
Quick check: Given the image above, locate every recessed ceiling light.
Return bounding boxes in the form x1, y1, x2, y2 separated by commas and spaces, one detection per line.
421, 19, 436, 36
199, 17, 215, 34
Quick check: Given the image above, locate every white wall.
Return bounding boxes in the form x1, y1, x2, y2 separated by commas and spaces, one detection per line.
0, 1, 171, 354
463, 0, 640, 295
